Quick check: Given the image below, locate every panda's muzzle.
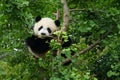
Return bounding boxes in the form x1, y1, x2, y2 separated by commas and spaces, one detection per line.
41, 33, 46, 35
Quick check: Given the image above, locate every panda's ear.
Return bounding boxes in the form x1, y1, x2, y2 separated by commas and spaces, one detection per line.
35, 16, 41, 22
55, 20, 60, 27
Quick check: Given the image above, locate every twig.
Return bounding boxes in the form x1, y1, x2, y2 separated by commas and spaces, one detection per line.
69, 9, 105, 13
69, 9, 87, 12
0, 53, 9, 60
53, 10, 60, 20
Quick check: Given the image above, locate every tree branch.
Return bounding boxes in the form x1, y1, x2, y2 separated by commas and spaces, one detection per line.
61, 0, 70, 31
62, 28, 112, 65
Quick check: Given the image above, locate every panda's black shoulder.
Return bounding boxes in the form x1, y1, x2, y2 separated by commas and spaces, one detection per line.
25, 35, 51, 53
26, 35, 52, 45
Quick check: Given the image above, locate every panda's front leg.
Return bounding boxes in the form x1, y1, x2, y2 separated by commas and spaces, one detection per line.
60, 37, 74, 66
62, 37, 72, 48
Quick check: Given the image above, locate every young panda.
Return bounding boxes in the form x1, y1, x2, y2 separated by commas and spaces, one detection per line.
25, 16, 72, 65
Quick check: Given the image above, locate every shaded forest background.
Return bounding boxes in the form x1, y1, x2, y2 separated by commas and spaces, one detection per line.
0, 0, 120, 80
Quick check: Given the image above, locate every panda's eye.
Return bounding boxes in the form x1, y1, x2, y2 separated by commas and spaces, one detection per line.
47, 28, 52, 33
38, 26, 43, 31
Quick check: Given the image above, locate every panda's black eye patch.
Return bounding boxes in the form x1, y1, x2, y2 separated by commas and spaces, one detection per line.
38, 26, 43, 31
47, 28, 52, 33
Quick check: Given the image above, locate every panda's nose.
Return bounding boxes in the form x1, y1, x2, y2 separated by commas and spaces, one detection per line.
41, 33, 46, 35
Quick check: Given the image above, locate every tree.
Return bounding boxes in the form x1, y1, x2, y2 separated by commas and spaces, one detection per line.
0, 0, 120, 80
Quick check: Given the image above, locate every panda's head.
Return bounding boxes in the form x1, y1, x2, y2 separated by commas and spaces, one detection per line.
33, 16, 60, 38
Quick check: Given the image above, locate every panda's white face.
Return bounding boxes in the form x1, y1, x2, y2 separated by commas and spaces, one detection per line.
33, 17, 60, 38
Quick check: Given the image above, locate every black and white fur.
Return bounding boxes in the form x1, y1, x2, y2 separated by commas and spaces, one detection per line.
25, 16, 72, 65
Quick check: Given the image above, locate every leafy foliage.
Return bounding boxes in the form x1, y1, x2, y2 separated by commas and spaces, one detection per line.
0, 0, 120, 80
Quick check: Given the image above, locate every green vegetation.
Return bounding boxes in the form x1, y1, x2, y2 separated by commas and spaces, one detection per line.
0, 0, 120, 80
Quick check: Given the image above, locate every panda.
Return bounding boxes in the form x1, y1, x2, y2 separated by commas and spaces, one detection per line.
25, 16, 72, 66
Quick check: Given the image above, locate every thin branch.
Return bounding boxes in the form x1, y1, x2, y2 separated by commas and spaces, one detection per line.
62, 28, 112, 65
0, 53, 9, 60
69, 9, 105, 13
69, 9, 87, 12
53, 10, 60, 20
61, 0, 70, 31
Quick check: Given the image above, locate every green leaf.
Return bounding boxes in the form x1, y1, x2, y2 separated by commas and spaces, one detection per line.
107, 70, 115, 77
117, 24, 120, 30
